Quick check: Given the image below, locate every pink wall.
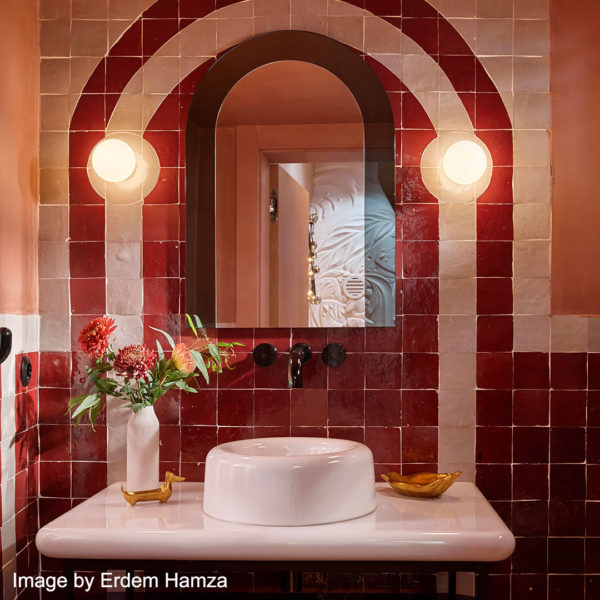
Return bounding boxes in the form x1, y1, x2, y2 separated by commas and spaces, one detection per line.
550, 0, 600, 314
0, 0, 39, 314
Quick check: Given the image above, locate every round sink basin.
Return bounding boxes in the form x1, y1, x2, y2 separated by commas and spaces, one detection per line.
203, 437, 376, 526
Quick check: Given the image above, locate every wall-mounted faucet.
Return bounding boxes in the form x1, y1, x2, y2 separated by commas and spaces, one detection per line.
288, 343, 312, 388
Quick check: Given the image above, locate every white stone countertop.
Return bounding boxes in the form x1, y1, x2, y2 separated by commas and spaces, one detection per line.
36, 482, 515, 563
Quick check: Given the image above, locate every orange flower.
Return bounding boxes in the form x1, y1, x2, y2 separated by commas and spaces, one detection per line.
170, 343, 195, 373
78, 317, 116, 359
114, 345, 156, 380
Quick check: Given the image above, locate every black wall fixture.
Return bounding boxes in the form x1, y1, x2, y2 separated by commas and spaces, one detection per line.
0, 327, 12, 365
253, 343, 278, 367
20, 355, 32, 387
321, 343, 346, 367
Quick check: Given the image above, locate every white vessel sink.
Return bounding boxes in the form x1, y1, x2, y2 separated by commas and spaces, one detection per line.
203, 437, 376, 526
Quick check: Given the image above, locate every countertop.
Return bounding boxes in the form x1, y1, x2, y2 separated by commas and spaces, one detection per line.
36, 482, 515, 562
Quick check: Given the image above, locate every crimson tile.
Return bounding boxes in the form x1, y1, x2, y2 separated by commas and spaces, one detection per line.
401, 129, 437, 167
143, 205, 179, 241
511, 573, 547, 600
588, 465, 600, 499
110, 20, 142, 56
180, 0, 215, 18
402, 204, 439, 241
158, 424, 180, 461
549, 500, 585, 537
71, 425, 107, 461
402, 278, 439, 314
513, 390, 549, 426
366, 326, 403, 353
512, 537, 547, 574
179, 58, 215, 94
180, 389, 216, 425
71, 461, 107, 498
328, 390, 364, 426
438, 56, 476, 91
401, 426, 437, 462
512, 501, 548, 537
144, 167, 180, 205
402, 315, 436, 352
476, 130, 513, 167
254, 426, 290, 438
589, 428, 600, 463
181, 462, 205, 481
70, 94, 105, 131
365, 427, 400, 463
402, 353, 438, 389
180, 426, 217, 462
550, 390, 586, 426
587, 577, 600, 600
458, 92, 476, 127
402, 17, 438, 53
551, 353, 587, 389
514, 352, 549, 389
69, 131, 104, 168
587, 354, 600, 391
476, 464, 511, 501
327, 328, 365, 353
477, 278, 512, 315
144, 130, 179, 168
40, 352, 71, 388
70, 278, 106, 314
513, 464, 548, 500
365, 390, 401, 426
587, 501, 600, 536
475, 94, 513, 130
143, 0, 178, 19
477, 205, 513, 241
477, 352, 512, 389
402, 0, 437, 18
550, 464, 585, 500
403, 241, 438, 277
143, 241, 179, 277
388, 93, 402, 125
69, 242, 105, 278
478, 166, 513, 204
143, 278, 179, 314
70, 205, 105, 241
401, 92, 434, 129
291, 389, 327, 426
254, 390, 290, 426
300, 354, 328, 389
477, 242, 512, 277
83, 59, 105, 93
154, 390, 180, 424
217, 353, 254, 389
328, 426, 364, 443
585, 538, 600, 574
366, 353, 402, 389
142, 18, 178, 56
217, 390, 253, 426
402, 390, 437, 426
217, 426, 253, 445
38, 387, 69, 425
476, 390, 512, 426
144, 314, 181, 345
477, 316, 513, 352
476, 426, 511, 463
438, 18, 472, 54
69, 168, 104, 204
400, 166, 438, 203
254, 353, 286, 389
364, 0, 401, 15
548, 538, 584, 573
513, 427, 548, 463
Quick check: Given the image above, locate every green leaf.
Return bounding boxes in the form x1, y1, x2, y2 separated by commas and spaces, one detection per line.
71, 394, 101, 419
192, 314, 203, 329
190, 349, 209, 384
207, 343, 221, 362
156, 339, 165, 361
185, 313, 197, 338
175, 380, 197, 393
148, 325, 175, 349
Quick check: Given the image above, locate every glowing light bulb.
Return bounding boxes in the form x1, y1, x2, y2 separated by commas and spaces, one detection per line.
442, 140, 488, 185
91, 138, 136, 182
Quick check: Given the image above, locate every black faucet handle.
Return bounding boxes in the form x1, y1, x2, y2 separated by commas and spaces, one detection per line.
253, 343, 278, 367
321, 343, 346, 367
290, 343, 312, 362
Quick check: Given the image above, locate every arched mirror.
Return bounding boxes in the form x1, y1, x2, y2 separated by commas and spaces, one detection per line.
186, 31, 396, 328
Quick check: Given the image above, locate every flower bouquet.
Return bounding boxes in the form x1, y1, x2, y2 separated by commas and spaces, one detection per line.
69, 314, 241, 427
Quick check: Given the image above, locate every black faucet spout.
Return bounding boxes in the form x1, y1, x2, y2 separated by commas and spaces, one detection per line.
288, 343, 312, 388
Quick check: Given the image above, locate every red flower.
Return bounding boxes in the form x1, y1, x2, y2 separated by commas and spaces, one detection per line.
114, 345, 156, 380
170, 343, 195, 373
79, 317, 116, 358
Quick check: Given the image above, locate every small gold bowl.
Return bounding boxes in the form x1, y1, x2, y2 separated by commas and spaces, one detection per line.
381, 471, 462, 498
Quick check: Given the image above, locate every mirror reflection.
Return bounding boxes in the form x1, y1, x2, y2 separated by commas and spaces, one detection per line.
214, 60, 394, 328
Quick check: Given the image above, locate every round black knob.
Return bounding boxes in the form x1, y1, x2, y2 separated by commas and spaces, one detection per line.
253, 343, 278, 367
20, 355, 33, 386
321, 343, 346, 367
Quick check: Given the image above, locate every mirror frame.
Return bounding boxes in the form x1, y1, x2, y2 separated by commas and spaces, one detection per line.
186, 30, 395, 326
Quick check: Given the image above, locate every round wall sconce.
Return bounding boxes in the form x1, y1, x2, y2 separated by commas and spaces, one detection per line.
419, 133, 493, 204
91, 138, 137, 182
87, 133, 160, 204
442, 140, 488, 185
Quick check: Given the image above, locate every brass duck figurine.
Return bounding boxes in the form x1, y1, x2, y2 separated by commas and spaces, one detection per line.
381, 471, 462, 498
121, 471, 185, 506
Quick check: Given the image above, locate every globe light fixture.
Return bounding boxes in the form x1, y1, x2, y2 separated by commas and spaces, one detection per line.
442, 140, 488, 185
90, 138, 137, 183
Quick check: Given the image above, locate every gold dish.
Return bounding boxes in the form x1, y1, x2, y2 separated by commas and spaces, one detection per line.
381, 471, 462, 498
121, 471, 185, 506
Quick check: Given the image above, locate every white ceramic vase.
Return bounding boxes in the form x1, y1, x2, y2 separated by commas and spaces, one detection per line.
126, 405, 159, 492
